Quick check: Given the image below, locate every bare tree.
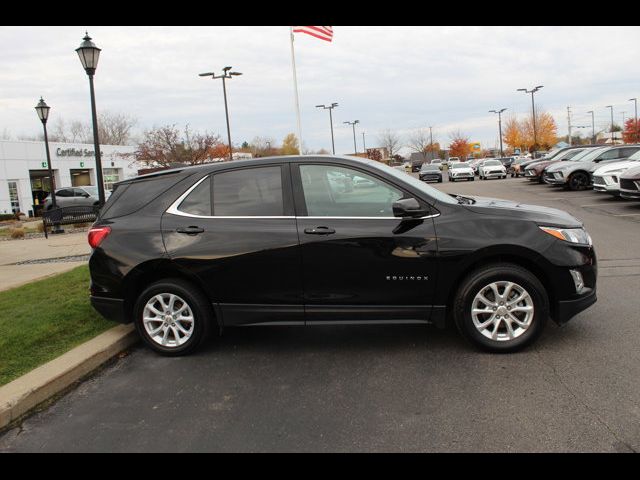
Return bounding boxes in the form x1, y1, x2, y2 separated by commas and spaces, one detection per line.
407, 129, 430, 161
378, 129, 402, 159
45, 111, 137, 145
249, 136, 276, 157
134, 124, 226, 167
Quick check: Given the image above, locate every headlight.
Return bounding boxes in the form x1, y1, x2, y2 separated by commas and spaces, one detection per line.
539, 226, 592, 245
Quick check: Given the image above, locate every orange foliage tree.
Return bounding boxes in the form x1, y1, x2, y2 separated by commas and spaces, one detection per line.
503, 111, 558, 152
448, 131, 472, 159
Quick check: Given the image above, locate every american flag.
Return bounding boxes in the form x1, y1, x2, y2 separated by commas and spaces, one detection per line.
292, 26, 333, 42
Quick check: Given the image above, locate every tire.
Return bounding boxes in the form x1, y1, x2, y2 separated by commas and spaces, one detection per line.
452, 263, 549, 353
568, 171, 589, 191
438, 178, 442, 183
470, 177, 474, 181
133, 278, 214, 356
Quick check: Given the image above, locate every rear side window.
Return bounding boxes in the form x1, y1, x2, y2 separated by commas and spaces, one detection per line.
213, 166, 284, 216
179, 176, 211, 216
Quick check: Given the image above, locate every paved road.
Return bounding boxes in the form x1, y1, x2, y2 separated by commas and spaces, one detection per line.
1, 176, 639, 452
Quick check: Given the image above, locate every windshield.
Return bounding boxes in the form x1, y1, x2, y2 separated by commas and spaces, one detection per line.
364, 158, 458, 205
450, 163, 469, 169
421, 164, 439, 171
82, 186, 98, 196
483, 160, 501, 166
627, 150, 640, 161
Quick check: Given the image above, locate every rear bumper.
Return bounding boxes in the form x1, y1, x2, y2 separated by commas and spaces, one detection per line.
553, 288, 597, 325
91, 295, 128, 324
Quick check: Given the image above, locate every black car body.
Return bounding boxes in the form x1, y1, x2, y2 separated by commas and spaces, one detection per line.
418, 164, 442, 182
89, 155, 597, 355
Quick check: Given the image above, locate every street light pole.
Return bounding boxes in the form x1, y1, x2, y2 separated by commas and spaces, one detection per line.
76, 32, 105, 206
629, 98, 638, 143
315, 103, 338, 154
587, 110, 595, 144
362, 131, 366, 154
517, 85, 543, 155
489, 108, 507, 157
344, 120, 360, 155
606, 105, 615, 144
199, 66, 242, 161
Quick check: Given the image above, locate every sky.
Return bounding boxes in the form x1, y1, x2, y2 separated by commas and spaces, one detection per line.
1, 26, 639, 156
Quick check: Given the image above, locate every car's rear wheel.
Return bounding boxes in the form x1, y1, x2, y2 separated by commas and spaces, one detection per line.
567, 171, 589, 191
452, 263, 548, 353
134, 278, 213, 356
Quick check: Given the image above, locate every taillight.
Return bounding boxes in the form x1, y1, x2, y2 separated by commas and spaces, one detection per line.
88, 226, 111, 249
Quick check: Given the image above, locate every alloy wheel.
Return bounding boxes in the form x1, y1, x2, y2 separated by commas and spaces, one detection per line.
142, 293, 195, 348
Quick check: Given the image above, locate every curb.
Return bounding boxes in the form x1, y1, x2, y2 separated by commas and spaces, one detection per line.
0, 324, 138, 430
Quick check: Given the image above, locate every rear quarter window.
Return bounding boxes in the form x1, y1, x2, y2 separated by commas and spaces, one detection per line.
100, 172, 185, 219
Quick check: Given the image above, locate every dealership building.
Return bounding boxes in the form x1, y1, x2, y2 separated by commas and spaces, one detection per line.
0, 140, 137, 216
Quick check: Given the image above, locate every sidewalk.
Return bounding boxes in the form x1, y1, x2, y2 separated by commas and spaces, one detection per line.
0, 232, 91, 291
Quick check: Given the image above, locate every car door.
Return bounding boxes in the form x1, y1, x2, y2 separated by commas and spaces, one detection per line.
292, 161, 438, 324
162, 163, 303, 326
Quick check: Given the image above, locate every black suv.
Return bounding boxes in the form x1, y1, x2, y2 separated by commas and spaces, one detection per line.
89, 156, 597, 355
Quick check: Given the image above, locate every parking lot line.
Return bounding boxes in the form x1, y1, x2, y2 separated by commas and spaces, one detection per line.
613, 213, 640, 217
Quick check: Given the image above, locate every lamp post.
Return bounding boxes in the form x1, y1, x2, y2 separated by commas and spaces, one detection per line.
35, 98, 63, 233
629, 98, 638, 143
587, 110, 595, 144
343, 120, 359, 155
489, 108, 507, 157
362, 131, 366, 154
517, 85, 543, 154
606, 105, 615, 144
76, 32, 105, 206
315, 103, 338, 154
199, 66, 242, 161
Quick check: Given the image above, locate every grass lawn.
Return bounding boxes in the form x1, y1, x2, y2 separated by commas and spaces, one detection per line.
0, 264, 116, 386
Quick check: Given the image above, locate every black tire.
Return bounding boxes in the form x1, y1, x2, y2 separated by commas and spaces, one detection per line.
452, 263, 549, 353
438, 178, 442, 183
133, 278, 214, 356
568, 171, 589, 191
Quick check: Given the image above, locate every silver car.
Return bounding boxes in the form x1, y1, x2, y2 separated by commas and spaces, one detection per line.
543, 145, 640, 190
43, 185, 108, 210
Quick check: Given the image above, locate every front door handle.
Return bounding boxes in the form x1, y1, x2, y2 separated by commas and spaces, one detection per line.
176, 226, 205, 235
304, 226, 336, 235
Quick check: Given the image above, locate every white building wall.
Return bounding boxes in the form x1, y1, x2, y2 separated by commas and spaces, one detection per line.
0, 140, 138, 215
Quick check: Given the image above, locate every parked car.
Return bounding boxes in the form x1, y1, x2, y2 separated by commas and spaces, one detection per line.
509, 157, 528, 177
43, 185, 108, 210
592, 150, 640, 196
619, 165, 640, 200
418, 163, 443, 183
498, 157, 516, 169
478, 159, 507, 179
544, 145, 640, 190
468, 158, 484, 175
524, 147, 593, 183
88, 155, 597, 355
448, 162, 475, 182
431, 159, 444, 171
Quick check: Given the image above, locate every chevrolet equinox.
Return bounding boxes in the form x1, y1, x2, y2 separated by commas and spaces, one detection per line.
88, 156, 597, 355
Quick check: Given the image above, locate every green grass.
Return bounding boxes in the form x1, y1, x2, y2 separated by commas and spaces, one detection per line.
0, 265, 116, 386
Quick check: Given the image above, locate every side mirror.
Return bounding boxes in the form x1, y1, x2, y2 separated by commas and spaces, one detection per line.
393, 198, 428, 219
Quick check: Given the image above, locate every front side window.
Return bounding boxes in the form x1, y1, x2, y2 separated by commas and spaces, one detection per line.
56, 188, 74, 197
213, 166, 284, 216
299, 164, 403, 217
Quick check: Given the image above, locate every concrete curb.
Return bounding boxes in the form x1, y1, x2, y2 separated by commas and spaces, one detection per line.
0, 324, 138, 430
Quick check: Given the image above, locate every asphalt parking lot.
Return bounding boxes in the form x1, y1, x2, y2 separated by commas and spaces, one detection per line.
1, 174, 640, 452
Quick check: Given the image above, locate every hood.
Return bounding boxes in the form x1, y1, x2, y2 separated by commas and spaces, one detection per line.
546, 160, 587, 173
620, 164, 640, 180
463, 196, 582, 228
593, 160, 640, 176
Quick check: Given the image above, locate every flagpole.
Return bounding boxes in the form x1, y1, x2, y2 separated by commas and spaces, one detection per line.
289, 27, 304, 155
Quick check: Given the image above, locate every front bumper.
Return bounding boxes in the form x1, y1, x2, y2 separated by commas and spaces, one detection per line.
91, 295, 128, 323
543, 172, 566, 185
419, 174, 441, 182
554, 287, 597, 325
621, 189, 640, 200
482, 171, 505, 178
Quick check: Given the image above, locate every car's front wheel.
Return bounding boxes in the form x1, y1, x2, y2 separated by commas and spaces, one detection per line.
567, 171, 589, 191
133, 278, 213, 356
452, 263, 549, 352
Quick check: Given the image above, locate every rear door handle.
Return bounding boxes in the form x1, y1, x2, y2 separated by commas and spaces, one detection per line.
304, 226, 336, 235
176, 226, 204, 235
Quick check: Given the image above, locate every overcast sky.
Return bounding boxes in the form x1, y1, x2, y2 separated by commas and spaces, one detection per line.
1, 26, 639, 155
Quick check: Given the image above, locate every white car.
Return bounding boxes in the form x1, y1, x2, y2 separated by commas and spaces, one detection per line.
478, 159, 507, 180
592, 151, 640, 196
447, 162, 475, 182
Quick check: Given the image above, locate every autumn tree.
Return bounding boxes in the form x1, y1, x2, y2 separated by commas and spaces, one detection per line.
378, 129, 402, 159
407, 129, 430, 161
366, 148, 382, 161
503, 111, 558, 152
448, 130, 472, 159
622, 117, 640, 143
281, 133, 300, 155
134, 124, 226, 167
503, 116, 528, 152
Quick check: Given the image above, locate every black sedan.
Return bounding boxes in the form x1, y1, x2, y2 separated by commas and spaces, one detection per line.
418, 163, 443, 183
88, 155, 597, 355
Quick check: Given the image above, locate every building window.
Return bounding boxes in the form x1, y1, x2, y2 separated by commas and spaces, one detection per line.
8, 181, 20, 213
103, 168, 121, 192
